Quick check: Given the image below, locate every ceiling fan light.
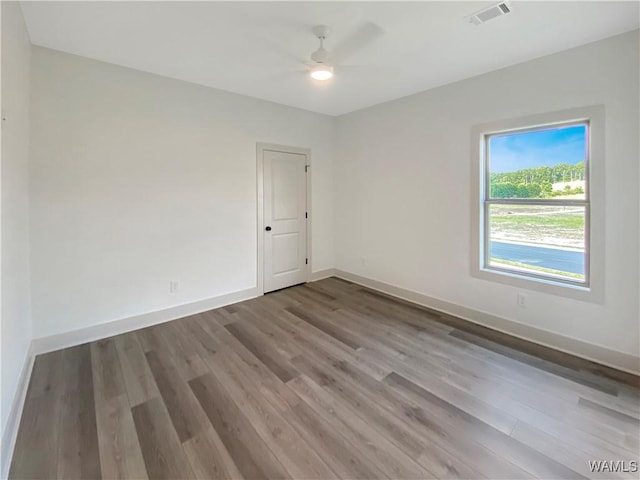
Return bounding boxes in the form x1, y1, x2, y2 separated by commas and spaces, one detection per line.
310, 64, 333, 81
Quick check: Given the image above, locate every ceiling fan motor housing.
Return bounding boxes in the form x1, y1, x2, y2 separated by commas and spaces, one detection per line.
311, 47, 329, 63
311, 25, 331, 64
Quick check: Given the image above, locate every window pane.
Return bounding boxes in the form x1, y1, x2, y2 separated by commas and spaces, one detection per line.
488, 124, 587, 200
488, 204, 586, 282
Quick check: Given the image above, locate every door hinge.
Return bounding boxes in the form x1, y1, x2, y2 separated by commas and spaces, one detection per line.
305, 165, 309, 172
306, 258, 308, 265
305, 211, 308, 219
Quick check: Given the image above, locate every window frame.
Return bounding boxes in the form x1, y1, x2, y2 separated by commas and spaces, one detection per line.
470, 106, 605, 303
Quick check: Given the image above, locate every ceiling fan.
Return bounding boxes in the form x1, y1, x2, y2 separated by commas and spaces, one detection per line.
305, 23, 384, 82
309, 25, 334, 80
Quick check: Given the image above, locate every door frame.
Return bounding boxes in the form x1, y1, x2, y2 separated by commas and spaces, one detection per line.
256, 142, 312, 295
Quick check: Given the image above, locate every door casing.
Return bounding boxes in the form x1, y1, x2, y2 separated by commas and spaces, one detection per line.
257, 143, 311, 295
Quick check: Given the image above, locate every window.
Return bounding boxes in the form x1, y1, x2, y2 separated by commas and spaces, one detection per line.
471, 107, 604, 301
485, 122, 589, 285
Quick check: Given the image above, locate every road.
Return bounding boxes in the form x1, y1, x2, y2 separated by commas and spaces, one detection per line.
490, 241, 584, 275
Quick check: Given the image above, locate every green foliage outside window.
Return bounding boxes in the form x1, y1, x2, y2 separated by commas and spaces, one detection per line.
490, 162, 585, 198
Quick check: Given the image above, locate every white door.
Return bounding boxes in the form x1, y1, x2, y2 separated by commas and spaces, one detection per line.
263, 149, 308, 293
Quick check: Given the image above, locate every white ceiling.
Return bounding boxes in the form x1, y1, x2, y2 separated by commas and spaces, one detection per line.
20, 1, 640, 116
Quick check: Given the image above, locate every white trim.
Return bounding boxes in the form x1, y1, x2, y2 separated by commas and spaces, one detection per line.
306, 157, 313, 284
310, 268, 336, 282
256, 143, 312, 295
31, 286, 259, 355
1, 343, 35, 479
333, 269, 639, 375
470, 105, 605, 302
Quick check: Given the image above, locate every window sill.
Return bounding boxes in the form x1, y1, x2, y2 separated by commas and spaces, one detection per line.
471, 265, 602, 303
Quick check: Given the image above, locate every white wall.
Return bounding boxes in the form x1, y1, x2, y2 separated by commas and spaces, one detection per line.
335, 31, 640, 360
22, 27, 640, 368
1, 0, 32, 446
29, 47, 334, 339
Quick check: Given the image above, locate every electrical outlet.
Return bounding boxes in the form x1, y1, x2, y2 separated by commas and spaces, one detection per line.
517, 293, 526, 308
170, 281, 179, 293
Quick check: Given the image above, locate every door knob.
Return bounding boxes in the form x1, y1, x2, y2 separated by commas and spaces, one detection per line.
265, 226, 272, 231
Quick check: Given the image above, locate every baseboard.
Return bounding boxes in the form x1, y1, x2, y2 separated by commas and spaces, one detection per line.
310, 268, 336, 282
31, 286, 261, 355
333, 269, 640, 376
1, 343, 35, 479
2, 286, 259, 476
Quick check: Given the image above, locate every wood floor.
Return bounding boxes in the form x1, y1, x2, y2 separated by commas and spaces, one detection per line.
10, 278, 640, 479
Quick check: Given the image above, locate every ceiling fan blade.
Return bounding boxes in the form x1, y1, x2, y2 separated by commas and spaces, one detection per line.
335, 64, 398, 76
259, 36, 308, 65
332, 22, 384, 64
259, 68, 309, 82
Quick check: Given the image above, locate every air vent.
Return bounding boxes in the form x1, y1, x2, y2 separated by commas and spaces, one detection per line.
468, 2, 512, 25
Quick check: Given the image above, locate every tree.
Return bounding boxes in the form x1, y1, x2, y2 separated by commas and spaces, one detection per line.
490, 161, 584, 199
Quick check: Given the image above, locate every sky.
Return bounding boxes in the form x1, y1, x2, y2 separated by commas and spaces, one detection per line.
489, 124, 586, 173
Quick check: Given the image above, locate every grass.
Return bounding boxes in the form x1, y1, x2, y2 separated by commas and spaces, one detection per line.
490, 258, 585, 281
491, 213, 584, 229
490, 205, 585, 247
